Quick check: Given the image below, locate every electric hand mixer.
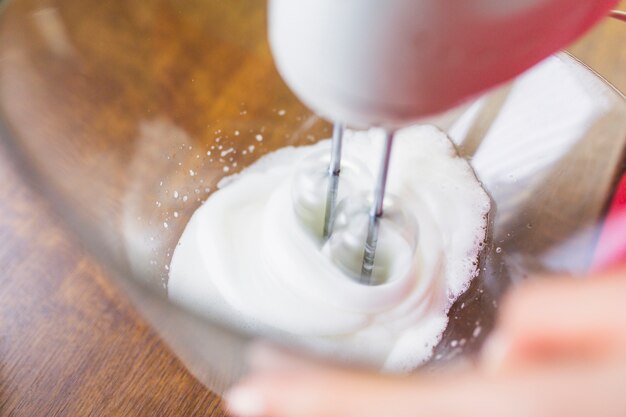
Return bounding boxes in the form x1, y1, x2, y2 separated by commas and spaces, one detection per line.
268, 0, 618, 285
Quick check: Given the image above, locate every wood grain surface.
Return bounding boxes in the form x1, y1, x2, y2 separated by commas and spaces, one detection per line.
0, 2, 624, 416
0, 136, 226, 414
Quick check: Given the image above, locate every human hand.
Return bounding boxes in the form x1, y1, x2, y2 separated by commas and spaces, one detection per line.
225, 268, 626, 417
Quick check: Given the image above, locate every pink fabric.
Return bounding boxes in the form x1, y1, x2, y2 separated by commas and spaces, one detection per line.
592, 174, 626, 271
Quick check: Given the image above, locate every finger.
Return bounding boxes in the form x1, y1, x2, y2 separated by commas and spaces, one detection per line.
484, 271, 626, 370
225, 359, 626, 417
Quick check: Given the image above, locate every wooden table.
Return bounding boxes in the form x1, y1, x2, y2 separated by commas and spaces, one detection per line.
0, 3, 624, 416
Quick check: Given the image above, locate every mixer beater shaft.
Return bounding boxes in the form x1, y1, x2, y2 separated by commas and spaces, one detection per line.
323, 125, 396, 285
323, 122, 345, 239
360, 130, 395, 284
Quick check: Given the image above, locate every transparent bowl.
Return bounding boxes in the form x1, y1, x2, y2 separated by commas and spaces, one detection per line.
0, 0, 624, 394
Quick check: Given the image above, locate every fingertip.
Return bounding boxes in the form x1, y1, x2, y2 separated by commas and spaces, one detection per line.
481, 332, 511, 373
224, 385, 267, 417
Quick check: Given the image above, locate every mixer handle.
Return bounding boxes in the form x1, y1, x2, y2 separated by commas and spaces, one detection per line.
609, 10, 626, 22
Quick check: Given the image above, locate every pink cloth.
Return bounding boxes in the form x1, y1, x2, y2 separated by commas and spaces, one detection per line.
592, 174, 626, 271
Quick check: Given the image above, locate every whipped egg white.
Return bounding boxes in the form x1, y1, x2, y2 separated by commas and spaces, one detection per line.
168, 125, 490, 371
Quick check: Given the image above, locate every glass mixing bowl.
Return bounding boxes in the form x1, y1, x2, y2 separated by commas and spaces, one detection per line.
0, 0, 624, 394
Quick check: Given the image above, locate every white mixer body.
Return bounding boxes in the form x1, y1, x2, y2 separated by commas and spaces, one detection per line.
269, 0, 616, 128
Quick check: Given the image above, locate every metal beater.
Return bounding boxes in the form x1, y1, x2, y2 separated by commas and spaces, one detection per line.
323, 123, 395, 285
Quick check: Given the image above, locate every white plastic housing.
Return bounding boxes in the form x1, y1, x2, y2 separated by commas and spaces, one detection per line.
268, 0, 616, 128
